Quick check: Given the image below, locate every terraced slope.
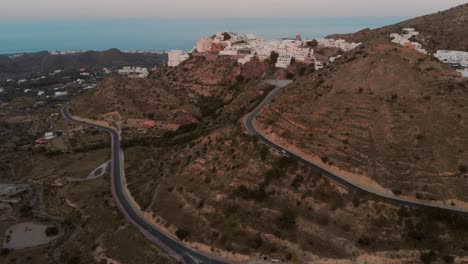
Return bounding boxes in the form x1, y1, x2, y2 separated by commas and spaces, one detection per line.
257, 42, 468, 202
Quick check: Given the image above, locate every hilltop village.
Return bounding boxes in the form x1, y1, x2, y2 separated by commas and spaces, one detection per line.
168, 32, 361, 70
169, 30, 468, 77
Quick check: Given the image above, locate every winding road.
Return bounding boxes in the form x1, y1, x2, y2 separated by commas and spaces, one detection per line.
244, 81, 468, 217
62, 104, 229, 264
61, 79, 468, 264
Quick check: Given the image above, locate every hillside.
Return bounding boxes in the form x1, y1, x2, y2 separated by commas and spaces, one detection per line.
329, 3, 468, 52
64, 52, 468, 262
256, 42, 468, 203
0, 49, 167, 76
71, 76, 199, 126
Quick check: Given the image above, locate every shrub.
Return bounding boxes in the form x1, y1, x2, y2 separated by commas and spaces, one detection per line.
45, 226, 59, 237
459, 164, 467, 173
286, 72, 295, 80
420, 251, 438, 264
175, 228, 190, 241
235, 75, 245, 82
276, 208, 296, 229
357, 236, 371, 246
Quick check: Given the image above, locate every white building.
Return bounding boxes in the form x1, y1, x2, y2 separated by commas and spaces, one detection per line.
238, 55, 254, 65
117, 66, 149, 78
196, 37, 214, 53
434, 50, 468, 65
55, 91, 68, 97
390, 29, 427, 54
168, 50, 189, 67
37, 91, 45, 96
220, 49, 238, 56
44, 132, 55, 140
193, 32, 360, 69
275, 56, 292, 69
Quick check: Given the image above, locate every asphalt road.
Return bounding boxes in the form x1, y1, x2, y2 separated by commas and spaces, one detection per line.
62, 104, 229, 264
244, 81, 468, 217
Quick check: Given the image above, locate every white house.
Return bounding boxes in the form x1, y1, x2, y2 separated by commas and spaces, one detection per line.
275, 56, 292, 69
44, 132, 55, 140
238, 55, 253, 65
196, 37, 213, 53
168, 50, 189, 67
55, 91, 68, 97
434, 50, 468, 64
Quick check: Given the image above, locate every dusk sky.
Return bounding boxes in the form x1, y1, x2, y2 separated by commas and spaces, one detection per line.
2, 0, 467, 20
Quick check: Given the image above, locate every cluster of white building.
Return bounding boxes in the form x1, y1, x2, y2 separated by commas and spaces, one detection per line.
390, 28, 468, 78
117, 66, 149, 78
434, 50, 468, 77
121, 50, 166, 54
167, 50, 190, 67
49, 50, 86, 55
194, 32, 360, 70
390, 28, 427, 54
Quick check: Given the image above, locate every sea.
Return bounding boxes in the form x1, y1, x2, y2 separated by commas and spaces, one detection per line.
0, 17, 407, 54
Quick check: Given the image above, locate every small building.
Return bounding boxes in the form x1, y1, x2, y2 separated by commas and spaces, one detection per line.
44, 132, 55, 140
142, 121, 156, 127
168, 50, 190, 67
35, 138, 49, 144
55, 91, 68, 97
275, 56, 292, 69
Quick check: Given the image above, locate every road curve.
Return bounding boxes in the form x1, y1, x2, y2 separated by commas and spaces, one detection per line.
61, 104, 230, 264
244, 81, 468, 217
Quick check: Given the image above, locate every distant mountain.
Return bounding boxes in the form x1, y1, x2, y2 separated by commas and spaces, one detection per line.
328, 3, 468, 52
0, 49, 167, 76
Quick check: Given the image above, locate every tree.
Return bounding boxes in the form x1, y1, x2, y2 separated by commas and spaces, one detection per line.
269, 51, 279, 64
306, 39, 318, 48
222, 32, 231, 41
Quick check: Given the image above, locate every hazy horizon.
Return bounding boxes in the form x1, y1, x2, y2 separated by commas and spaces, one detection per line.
0, 17, 407, 54
1, 0, 467, 19
1, 0, 467, 54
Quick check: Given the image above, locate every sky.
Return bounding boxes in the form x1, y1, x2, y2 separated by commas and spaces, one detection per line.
1, 0, 467, 20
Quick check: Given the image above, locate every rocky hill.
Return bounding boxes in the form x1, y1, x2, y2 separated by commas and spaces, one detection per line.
71, 76, 199, 126
329, 3, 468, 52
0, 49, 167, 77
257, 42, 468, 203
